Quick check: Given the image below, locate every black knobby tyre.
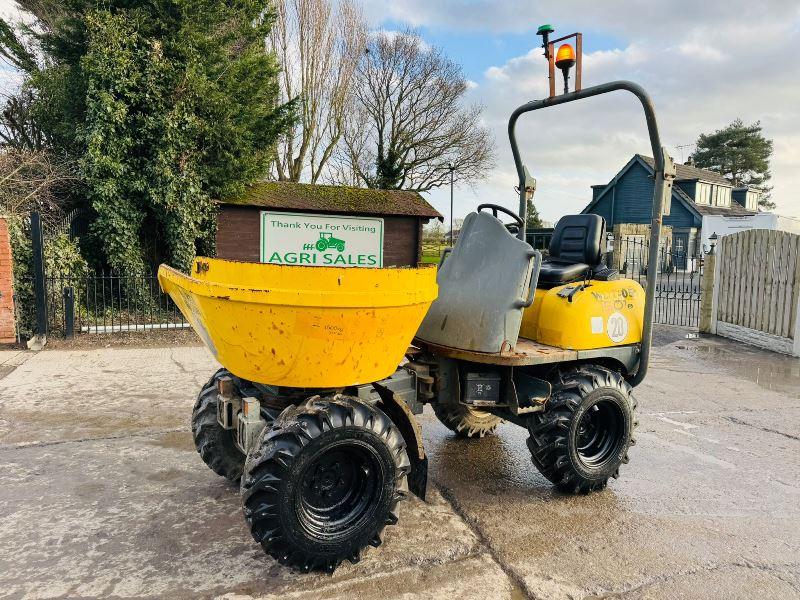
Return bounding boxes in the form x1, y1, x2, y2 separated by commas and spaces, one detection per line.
432, 402, 502, 438
526, 365, 637, 494
192, 368, 246, 482
240, 395, 410, 573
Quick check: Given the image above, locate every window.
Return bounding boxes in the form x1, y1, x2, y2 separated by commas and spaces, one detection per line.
746, 191, 760, 210
695, 183, 710, 204
696, 183, 731, 207
715, 186, 731, 207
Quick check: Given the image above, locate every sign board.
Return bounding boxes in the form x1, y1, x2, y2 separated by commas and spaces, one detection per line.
260, 211, 384, 268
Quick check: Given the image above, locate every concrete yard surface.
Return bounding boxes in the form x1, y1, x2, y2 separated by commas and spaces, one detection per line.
0, 327, 798, 599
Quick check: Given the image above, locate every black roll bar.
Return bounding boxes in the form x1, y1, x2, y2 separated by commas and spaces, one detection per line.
508, 80, 675, 387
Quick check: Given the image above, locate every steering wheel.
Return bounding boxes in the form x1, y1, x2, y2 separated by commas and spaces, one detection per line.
477, 203, 524, 228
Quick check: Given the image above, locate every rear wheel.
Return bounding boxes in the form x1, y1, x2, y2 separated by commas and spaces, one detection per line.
526, 365, 636, 493
433, 402, 502, 438
241, 395, 409, 573
192, 368, 246, 482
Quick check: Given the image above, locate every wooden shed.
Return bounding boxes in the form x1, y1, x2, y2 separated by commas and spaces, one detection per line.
216, 182, 442, 268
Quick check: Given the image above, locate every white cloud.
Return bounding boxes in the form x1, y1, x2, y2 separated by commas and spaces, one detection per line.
409, 1, 800, 221
362, 0, 800, 38
370, 28, 432, 52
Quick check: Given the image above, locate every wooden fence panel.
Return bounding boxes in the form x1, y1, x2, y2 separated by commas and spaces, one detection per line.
713, 230, 800, 357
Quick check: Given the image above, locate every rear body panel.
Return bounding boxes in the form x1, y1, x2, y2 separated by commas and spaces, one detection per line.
521, 279, 645, 350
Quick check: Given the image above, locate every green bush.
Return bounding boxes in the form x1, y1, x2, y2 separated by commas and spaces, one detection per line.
8, 215, 88, 339
8, 217, 34, 339
6, 1, 294, 276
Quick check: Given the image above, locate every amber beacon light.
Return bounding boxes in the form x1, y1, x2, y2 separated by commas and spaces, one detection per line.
555, 43, 576, 93
537, 24, 583, 98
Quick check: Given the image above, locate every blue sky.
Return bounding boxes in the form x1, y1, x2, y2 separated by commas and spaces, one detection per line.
381, 20, 624, 83
364, 1, 800, 224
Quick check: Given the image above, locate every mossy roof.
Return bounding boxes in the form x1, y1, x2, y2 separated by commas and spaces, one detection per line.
219, 181, 442, 219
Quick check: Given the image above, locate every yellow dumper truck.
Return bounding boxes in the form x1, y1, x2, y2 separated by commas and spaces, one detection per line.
159, 25, 675, 573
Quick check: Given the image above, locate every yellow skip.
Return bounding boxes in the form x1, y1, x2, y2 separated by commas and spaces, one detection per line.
158, 258, 438, 387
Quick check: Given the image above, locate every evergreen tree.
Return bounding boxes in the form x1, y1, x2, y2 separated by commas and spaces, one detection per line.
3, 0, 294, 272
526, 197, 543, 230
692, 119, 774, 210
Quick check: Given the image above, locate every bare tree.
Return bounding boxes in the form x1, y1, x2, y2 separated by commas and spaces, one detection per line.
1, 89, 46, 151
7, 0, 68, 33
332, 30, 494, 192
0, 148, 76, 222
270, 0, 367, 183
422, 219, 444, 243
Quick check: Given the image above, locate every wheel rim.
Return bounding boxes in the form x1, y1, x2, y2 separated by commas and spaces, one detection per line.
576, 399, 624, 468
297, 441, 383, 539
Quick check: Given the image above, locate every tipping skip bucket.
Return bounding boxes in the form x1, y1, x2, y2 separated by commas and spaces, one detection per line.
158, 257, 438, 388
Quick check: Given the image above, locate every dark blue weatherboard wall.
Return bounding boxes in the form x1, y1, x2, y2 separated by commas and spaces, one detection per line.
663, 193, 700, 228
732, 188, 747, 207
590, 189, 613, 223
588, 162, 700, 228
676, 180, 696, 199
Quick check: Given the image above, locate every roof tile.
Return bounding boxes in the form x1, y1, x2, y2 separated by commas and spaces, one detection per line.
638, 155, 733, 185
218, 181, 443, 219
672, 185, 754, 216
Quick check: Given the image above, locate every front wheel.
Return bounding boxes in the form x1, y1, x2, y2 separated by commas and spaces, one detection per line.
526, 365, 637, 494
192, 368, 246, 482
241, 395, 410, 573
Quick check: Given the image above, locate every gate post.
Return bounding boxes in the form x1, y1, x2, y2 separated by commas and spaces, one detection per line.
63, 286, 75, 339
29, 211, 48, 350
699, 249, 716, 333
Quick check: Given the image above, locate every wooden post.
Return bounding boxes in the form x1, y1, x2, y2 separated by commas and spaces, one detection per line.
699, 250, 716, 333
793, 233, 800, 357
793, 297, 800, 357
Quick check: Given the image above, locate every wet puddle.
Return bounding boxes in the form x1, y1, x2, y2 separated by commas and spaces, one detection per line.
148, 430, 195, 452
675, 341, 800, 395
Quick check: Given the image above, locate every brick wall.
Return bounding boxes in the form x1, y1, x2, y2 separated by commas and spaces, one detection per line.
0, 218, 15, 343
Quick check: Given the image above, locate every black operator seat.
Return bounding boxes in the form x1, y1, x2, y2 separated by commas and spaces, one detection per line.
538, 214, 614, 288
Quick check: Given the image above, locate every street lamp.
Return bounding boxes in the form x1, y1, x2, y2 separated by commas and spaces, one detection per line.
448, 162, 455, 246
708, 232, 718, 255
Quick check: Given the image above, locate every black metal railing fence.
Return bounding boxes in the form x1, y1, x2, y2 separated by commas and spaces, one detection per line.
44, 271, 186, 337
607, 236, 705, 328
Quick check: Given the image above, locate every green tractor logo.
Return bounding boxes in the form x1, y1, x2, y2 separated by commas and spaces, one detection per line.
315, 232, 346, 253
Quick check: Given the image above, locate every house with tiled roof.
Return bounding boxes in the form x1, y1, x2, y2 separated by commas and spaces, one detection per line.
582, 154, 760, 263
